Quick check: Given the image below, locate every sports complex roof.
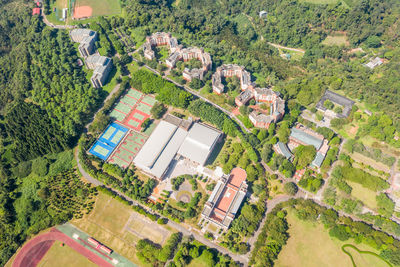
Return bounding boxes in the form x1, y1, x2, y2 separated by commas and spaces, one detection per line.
133, 120, 187, 178
133, 119, 221, 179
178, 123, 221, 166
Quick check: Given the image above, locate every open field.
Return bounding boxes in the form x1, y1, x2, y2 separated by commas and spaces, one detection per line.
38, 241, 97, 267
322, 35, 349, 46
347, 181, 378, 210
73, 0, 121, 18
71, 192, 171, 265
342, 244, 390, 267
275, 211, 383, 267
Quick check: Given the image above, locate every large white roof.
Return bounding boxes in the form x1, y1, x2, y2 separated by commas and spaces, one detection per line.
178, 123, 221, 165
133, 121, 178, 168
133, 121, 188, 178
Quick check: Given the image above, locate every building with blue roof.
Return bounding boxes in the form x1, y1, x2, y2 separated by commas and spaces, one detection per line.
274, 141, 293, 160
288, 124, 330, 169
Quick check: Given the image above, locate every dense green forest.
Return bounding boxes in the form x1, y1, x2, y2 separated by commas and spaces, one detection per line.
117, 0, 400, 129
0, 1, 102, 265
0, 0, 400, 265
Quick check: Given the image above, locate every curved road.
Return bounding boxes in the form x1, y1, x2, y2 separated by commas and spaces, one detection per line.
75, 149, 249, 264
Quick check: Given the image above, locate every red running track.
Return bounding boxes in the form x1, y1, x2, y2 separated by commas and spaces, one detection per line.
13, 228, 114, 267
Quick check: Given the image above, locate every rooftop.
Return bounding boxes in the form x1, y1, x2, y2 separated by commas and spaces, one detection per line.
290, 127, 323, 150
177, 123, 221, 165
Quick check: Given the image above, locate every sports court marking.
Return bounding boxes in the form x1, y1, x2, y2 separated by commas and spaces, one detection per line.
133, 112, 145, 121
89, 142, 113, 161
127, 89, 143, 100
108, 130, 147, 168
89, 123, 128, 161
141, 95, 157, 106
135, 102, 152, 115
12, 228, 114, 267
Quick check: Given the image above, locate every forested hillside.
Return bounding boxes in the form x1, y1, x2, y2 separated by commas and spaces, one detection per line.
0, 1, 102, 265
120, 0, 400, 129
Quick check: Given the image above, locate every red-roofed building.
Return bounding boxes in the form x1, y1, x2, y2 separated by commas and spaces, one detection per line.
32, 8, 41, 15
36, 2, 41, 7
201, 167, 248, 230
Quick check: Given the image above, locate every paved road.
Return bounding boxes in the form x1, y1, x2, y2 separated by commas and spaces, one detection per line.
85, 83, 121, 130
128, 51, 251, 133
75, 148, 248, 264
41, 11, 76, 29
267, 42, 305, 53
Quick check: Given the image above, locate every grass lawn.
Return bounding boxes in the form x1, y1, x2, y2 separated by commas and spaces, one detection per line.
75, 0, 121, 16
268, 179, 285, 198
101, 67, 120, 93
188, 257, 211, 267
360, 136, 400, 157
38, 241, 97, 267
280, 48, 304, 60
71, 192, 141, 264
347, 181, 378, 210
275, 210, 384, 267
322, 35, 349, 46
127, 61, 140, 74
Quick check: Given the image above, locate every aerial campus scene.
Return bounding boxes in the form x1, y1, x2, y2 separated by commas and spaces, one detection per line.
1, 0, 400, 267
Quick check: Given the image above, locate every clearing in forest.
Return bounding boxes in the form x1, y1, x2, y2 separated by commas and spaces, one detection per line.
322, 35, 349, 46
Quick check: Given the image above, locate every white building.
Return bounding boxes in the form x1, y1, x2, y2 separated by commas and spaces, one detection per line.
133, 116, 222, 179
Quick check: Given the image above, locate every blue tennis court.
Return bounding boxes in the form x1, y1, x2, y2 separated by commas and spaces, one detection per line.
89, 123, 128, 161
89, 141, 114, 161
98, 123, 128, 147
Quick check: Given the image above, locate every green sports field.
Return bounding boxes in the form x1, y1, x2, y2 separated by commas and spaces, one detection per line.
74, 0, 121, 17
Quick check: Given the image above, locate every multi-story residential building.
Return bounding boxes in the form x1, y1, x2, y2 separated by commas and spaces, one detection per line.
212, 64, 253, 94
235, 87, 285, 129
70, 28, 112, 88
144, 33, 212, 82
144, 32, 180, 60
86, 55, 113, 88
70, 29, 97, 58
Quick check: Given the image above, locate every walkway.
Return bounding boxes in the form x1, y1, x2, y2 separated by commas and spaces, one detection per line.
41, 11, 76, 29
75, 148, 249, 265
128, 50, 251, 133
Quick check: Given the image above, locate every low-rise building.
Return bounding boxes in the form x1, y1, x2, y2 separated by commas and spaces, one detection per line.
316, 90, 355, 119
364, 57, 383, 69
201, 168, 247, 230
273, 141, 293, 160
288, 124, 330, 168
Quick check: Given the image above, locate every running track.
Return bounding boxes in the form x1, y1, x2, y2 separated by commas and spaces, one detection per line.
13, 228, 113, 267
